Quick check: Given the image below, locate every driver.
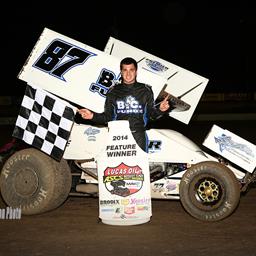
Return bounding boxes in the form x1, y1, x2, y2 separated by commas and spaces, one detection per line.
78, 57, 170, 152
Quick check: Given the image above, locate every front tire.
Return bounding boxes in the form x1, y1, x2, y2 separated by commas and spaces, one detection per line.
0, 148, 72, 215
179, 161, 240, 221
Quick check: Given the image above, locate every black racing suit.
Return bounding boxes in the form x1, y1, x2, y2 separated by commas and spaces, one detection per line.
92, 81, 164, 152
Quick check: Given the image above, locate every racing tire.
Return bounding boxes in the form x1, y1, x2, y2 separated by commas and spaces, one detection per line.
179, 161, 240, 222
0, 148, 72, 215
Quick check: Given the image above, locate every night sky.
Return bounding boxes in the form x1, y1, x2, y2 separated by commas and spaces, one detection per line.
2, 0, 254, 96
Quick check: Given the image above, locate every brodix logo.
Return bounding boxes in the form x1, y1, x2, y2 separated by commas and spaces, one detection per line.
103, 162, 144, 197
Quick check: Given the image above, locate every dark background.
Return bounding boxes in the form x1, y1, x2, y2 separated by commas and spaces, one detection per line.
1, 0, 254, 96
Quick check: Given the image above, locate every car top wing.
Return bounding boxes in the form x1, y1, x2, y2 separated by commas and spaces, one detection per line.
104, 37, 209, 124
18, 28, 167, 114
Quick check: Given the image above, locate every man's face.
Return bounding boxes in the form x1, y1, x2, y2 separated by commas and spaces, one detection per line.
121, 64, 137, 85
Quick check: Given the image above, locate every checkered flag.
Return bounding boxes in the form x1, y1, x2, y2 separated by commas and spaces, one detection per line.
13, 85, 76, 161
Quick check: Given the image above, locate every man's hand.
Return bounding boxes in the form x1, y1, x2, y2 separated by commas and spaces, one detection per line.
78, 108, 94, 119
159, 94, 170, 112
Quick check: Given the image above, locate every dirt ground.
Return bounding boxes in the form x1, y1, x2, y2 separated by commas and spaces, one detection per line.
0, 118, 255, 256
0, 186, 255, 256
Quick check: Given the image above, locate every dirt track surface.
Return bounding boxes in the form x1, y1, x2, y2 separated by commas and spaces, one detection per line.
1, 187, 255, 256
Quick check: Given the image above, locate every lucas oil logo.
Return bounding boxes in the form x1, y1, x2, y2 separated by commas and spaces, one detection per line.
116, 96, 143, 114
103, 162, 144, 197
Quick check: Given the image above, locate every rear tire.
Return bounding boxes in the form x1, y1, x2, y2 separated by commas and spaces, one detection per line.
0, 148, 71, 215
179, 161, 240, 221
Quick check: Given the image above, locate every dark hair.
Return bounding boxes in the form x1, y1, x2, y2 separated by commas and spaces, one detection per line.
120, 57, 137, 70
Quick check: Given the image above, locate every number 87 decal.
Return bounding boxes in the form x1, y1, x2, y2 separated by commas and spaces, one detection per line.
33, 39, 95, 81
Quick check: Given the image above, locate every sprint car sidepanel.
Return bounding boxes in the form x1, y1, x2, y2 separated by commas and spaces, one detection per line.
151, 177, 182, 200
204, 125, 256, 173
64, 124, 209, 165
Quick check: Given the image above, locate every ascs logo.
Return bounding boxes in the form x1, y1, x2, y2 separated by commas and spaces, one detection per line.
103, 162, 144, 197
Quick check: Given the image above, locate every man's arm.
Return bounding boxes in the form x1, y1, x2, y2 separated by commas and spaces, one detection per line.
78, 92, 114, 124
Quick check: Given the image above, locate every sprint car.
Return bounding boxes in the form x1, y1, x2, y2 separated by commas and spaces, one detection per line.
1, 120, 255, 222
0, 28, 255, 222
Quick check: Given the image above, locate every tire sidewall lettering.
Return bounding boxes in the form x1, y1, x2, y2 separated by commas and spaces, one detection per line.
21, 187, 48, 210
204, 201, 232, 220
2, 154, 31, 179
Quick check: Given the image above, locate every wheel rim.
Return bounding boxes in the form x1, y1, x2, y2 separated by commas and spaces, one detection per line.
14, 168, 39, 197
194, 177, 223, 206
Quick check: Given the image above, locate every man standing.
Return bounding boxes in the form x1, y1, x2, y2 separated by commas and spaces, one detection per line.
78, 57, 170, 152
